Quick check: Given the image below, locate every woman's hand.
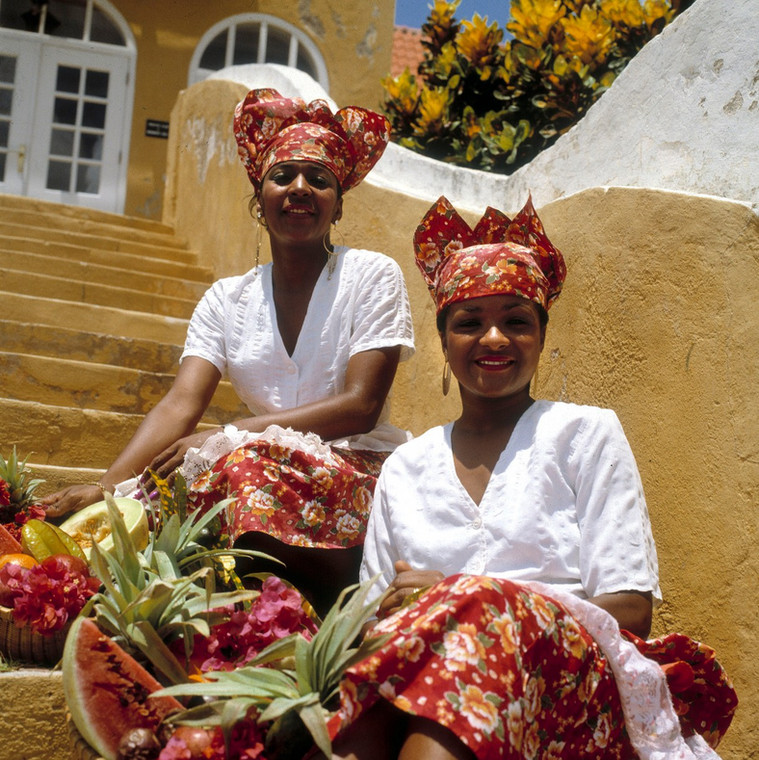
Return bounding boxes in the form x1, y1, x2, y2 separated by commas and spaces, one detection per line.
139, 428, 221, 489
378, 560, 444, 619
41, 483, 104, 518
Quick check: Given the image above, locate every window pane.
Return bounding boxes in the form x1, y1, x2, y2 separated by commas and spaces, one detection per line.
0, 55, 17, 85
297, 47, 318, 80
56, 66, 80, 94
53, 97, 78, 125
233, 23, 260, 65
0, 119, 9, 147
82, 101, 106, 129
47, 159, 71, 191
90, 6, 125, 45
79, 132, 103, 160
199, 30, 227, 69
85, 69, 109, 98
52, 0, 86, 40
0, 88, 12, 116
265, 26, 290, 66
50, 128, 74, 156
1, 0, 30, 31
76, 163, 100, 193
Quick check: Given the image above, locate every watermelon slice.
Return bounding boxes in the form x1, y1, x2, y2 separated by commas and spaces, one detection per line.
63, 616, 183, 760
0, 523, 23, 555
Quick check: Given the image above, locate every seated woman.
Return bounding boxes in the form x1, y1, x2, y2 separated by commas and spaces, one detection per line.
42, 88, 414, 616
326, 198, 736, 759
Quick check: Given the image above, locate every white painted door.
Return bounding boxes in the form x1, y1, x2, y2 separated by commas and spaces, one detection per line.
0, 33, 41, 196
0, 29, 131, 212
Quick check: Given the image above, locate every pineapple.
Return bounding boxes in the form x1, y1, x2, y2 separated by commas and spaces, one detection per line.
85, 488, 269, 685
156, 577, 389, 758
0, 447, 45, 525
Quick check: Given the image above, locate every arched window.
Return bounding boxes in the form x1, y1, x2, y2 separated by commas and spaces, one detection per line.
0, 0, 127, 45
189, 14, 328, 90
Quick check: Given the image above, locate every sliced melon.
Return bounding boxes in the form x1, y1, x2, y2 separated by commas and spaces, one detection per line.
63, 616, 183, 760
59, 497, 148, 559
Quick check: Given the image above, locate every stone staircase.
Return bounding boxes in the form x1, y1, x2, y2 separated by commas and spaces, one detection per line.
0, 193, 247, 495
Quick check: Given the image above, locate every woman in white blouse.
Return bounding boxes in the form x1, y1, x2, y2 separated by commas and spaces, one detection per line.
44, 88, 414, 614
325, 197, 735, 760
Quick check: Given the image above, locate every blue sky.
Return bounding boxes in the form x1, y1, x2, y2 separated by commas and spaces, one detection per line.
395, 0, 510, 29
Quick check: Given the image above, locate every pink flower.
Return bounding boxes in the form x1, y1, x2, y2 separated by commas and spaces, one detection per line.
175, 576, 317, 673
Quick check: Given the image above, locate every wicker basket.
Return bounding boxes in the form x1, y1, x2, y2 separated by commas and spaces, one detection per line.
67, 715, 104, 760
0, 605, 69, 666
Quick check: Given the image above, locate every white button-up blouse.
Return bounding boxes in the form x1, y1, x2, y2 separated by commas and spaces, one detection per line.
181, 247, 415, 450
361, 400, 661, 600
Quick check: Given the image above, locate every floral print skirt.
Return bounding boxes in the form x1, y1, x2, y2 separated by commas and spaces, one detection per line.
332, 575, 736, 759
187, 437, 388, 549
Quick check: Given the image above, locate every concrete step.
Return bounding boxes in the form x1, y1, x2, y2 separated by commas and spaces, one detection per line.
0, 192, 178, 237
2, 249, 211, 301
3, 291, 189, 344
0, 217, 200, 264
1, 266, 199, 319
0, 351, 247, 420
32, 463, 106, 497
0, 235, 213, 281
0, 319, 182, 371
2, 399, 221, 469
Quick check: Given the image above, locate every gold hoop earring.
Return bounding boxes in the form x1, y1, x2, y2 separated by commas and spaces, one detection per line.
442, 359, 452, 396
331, 220, 345, 249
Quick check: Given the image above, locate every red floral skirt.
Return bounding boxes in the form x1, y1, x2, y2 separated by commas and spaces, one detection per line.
332, 575, 736, 759
187, 439, 387, 549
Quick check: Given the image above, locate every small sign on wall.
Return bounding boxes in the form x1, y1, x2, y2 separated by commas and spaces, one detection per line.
145, 119, 169, 138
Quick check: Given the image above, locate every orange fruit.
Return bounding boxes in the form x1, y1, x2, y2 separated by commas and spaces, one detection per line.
0, 553, 38, 570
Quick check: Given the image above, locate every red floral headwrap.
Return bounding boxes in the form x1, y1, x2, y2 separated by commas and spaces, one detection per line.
413, 196, 566, 314
233, 88, 390, 193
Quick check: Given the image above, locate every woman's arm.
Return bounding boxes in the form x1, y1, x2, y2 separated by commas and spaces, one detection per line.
43, 357, 221, 516
588, 590, 653, 639
142, 345, 402, 481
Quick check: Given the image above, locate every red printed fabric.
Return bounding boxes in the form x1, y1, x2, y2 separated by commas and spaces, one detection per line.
624, 631, 737, 748
334, 575, 637, 759
187, 441, 387, 549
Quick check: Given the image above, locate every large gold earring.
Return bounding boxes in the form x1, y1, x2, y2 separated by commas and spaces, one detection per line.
255, 206, 267, 272
442, 358, 452, 396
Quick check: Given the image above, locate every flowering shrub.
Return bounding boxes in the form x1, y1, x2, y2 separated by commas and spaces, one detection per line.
179, 576, 318, 673
383, 0, 687, 172
0, 555, 100, 634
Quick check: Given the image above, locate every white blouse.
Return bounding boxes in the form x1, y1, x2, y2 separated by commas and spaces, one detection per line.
361, 400, 661, 600
181, 247, 415, 450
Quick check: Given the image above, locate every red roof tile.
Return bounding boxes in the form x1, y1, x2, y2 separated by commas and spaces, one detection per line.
391, 25, 425, 78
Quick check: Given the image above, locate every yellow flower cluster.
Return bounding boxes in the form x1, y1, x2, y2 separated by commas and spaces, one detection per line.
456, 13, 504, 79
507, 0, 566, 48
561, 4, 615, 64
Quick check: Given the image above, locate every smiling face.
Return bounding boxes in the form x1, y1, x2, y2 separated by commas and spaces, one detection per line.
258, 160, 343, 250
441, 294, 546, 404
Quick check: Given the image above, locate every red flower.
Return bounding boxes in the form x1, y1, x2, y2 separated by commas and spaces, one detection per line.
0, 479, 10, 507
1, 554, 100, 634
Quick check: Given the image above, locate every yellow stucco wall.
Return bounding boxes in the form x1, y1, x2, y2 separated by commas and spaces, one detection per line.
111, 0, 393, 218
165, 80, 758, 758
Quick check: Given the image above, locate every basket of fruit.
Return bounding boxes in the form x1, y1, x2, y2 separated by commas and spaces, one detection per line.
0, 449, 101, 666
0, 599, 70, 666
